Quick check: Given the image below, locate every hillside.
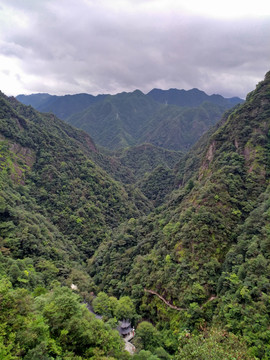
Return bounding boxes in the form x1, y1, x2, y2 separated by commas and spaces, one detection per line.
2, 71, 270, 359
0, 91, 153, 259
67, 91, 235, 151
66, 90, 161, 149
16, 93, 52, 108
147, 87, 243, 107
110, 143, 183, 206
17, 88, 243, 152
113, 143, 181, 180
17, 92, 107, 120
89, 71, 270, 358
0, 91, 156, 358
139, 101, 228, 151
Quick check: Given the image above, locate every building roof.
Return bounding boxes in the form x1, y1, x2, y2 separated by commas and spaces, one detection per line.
121, 320, 131, 328
117, 319, 132, 335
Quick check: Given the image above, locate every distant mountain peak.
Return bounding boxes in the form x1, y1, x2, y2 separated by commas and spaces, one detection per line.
147, 87, 243, 107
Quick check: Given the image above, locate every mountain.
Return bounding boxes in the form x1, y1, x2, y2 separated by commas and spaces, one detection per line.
0, 90, 154, 358
147, 87, 244, 107
0, 90, 155, 280
0, 91, 150, 260
17, 88, 243, 152
17, 92, 107, 119
67, 91, 236, 151
16, 92, 51, 108
66, 90, 161, 149
139, 101, 229, 151
88, 71, 270, 358
4, 71, 270, 358
111, 143, 182, 206
113, 143, 181, 180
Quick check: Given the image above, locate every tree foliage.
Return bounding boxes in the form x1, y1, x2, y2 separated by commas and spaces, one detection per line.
1, 72, 270, 358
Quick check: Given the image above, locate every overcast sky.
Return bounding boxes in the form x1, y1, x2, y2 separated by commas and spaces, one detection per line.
0, 0, 269, 98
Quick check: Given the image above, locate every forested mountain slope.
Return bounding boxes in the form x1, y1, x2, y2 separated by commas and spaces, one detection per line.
139, 101, 227, 150
17, 88, 243, 152
0, 91, 151, 262
1, 92, 151, 357
110, 143, 183, 206
89, 71, 270, 358
112, 143, 181, 180
17, 92, 107, 120
147, 87, 243, 107
16, 93, 52, 108
66, 91, 237, 151
2, 71, 270, 359
66, 90, 161, 149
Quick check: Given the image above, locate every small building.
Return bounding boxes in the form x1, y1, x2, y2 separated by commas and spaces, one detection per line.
117, 319, 133, 338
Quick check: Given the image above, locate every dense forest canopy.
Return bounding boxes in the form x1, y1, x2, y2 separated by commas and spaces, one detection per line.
17, 88, 243, 152
1, 71, 270, 359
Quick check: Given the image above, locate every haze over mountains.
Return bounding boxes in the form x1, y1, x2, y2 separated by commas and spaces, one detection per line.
17, 88, 243, 151
1, 72, 270, 358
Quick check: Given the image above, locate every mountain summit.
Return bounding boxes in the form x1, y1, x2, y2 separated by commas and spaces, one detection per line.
147, 87, 243, 107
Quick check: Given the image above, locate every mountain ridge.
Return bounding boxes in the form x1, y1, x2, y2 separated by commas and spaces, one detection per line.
147, 87, 243, 107
16, 88, 244, 152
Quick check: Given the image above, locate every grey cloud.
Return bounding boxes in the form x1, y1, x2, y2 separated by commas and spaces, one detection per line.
0, 0, 269, 97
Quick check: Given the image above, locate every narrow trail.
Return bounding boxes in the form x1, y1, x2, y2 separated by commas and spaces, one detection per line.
144, 289, 186, 310
124, 332, 136, 355
144, 289, 217, 311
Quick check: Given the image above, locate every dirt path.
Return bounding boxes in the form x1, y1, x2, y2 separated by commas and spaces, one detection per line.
144, 288, 217, 311
144, 288, 186, 310
124, 339, 136, 355
124, 331, 135, 354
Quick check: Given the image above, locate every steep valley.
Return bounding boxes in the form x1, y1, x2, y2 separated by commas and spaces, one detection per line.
1, 72, 270, 359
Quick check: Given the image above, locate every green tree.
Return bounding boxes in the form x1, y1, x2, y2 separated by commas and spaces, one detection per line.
92, 292, 112, 317
134, 321, 160, 351
133, 349, 160, 360
115, 296, 136, 320
176, 328, 252, 360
